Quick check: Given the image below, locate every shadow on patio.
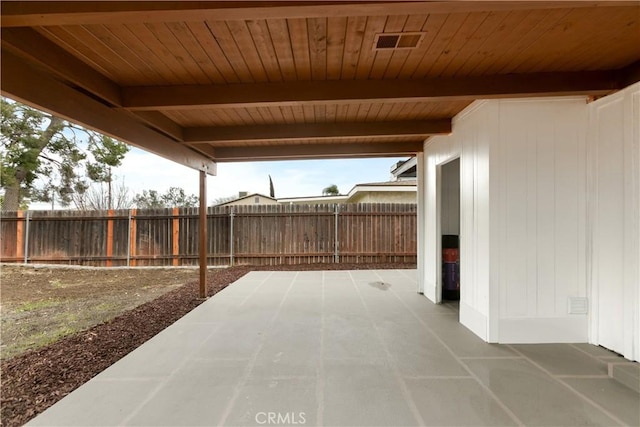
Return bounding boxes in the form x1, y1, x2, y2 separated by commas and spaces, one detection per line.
28, 270, 639, 426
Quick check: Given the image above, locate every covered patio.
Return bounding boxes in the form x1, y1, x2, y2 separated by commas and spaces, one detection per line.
28, 270, 637, 426
2, 2, 639, 424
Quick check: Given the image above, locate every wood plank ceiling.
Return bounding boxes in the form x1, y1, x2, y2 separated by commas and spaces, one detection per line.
1, 1, 639, 170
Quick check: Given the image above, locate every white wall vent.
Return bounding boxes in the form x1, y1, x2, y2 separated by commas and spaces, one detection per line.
374, 33, 424, 50
568, 297, 588, 314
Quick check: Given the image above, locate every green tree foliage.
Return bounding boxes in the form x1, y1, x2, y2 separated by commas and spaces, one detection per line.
133, 187, 199, 209
0, 98, 129, 211
322, 184, 340, 196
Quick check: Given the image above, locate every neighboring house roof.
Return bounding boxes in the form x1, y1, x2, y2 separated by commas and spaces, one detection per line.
390, 157, 417, 180
231, 163, 418, 206
356, 179, 417, 187
277, 194, 348, 204
215, 193, 276, 207
278, 179, 416, 204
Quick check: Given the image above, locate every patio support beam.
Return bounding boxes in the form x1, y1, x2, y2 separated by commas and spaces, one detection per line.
1, 27, 122, 107
213, 141, 424, 162
187, 144, 217, 159
0, 49, 215, 174
185, 120, 451, 144
2, 2, 630, 28
1, 28, 187, 143
125, 110, 185, 142
199, 170, 207, 299
121, 71, 618, 110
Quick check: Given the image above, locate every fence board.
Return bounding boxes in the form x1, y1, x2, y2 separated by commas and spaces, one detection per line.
0, 211, 20, 261
0, 203, 417, 266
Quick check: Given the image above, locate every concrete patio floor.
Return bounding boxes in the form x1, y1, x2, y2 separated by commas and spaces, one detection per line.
28, 270, 639, 427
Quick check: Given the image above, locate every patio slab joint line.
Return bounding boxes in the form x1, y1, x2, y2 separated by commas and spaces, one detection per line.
349, 270, 426, 426
402, 375, 473, 379
379, 271, 526, 427
119, 323, 224, 425
316, 271, 326, 426
240, 271, 275, 306
217, 271, 299, 427
505, 344, 629, 426
457, 356, 524, 360
569, 343, 618, 363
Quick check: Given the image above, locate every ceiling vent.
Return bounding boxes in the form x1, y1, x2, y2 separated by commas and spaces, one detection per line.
374, 33, 424, 50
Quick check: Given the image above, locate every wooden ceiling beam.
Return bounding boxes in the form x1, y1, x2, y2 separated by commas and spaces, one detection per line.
185, 120, 451, 144
186, 143, 216, 159
617, 60, 640, 88
213, 141, 425, 162
124, 110, 184, 142
1, 27, 186, 141
122, 71, 618, 110
1, 49, 215, 174
1, 27, 122, 107
2, 2, 632, 28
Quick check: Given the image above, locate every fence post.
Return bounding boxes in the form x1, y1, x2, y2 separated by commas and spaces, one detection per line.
334, 204, 339, 263
129, 208, 138, 266
172, 207, 180, 266
15, 210, 24, 263
229, 207, 235, 266
106, 209, 114, 267
23, 211, 30, 264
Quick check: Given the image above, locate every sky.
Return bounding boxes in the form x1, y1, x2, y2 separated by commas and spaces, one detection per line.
1, 96, 407, 210
30, 147, 407, 209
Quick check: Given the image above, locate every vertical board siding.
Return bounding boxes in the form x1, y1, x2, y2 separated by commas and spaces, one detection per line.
423, 98, 591, 343
0, 203, 416, 266
588, 82, 640, 361
497, 98, 588, 321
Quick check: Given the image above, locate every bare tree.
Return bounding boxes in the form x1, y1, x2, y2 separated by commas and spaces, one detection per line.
72, 180, 133, 210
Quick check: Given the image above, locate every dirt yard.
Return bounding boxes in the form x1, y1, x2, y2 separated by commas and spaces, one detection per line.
1, 265, 199, 360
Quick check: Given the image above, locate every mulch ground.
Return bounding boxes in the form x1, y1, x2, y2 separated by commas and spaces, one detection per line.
0, 263, 414, 427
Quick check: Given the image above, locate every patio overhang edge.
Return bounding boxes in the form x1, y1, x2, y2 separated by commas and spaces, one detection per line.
0, 49, 217, 175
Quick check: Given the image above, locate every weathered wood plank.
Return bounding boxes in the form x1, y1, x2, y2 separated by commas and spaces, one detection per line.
0, 203, 418, 265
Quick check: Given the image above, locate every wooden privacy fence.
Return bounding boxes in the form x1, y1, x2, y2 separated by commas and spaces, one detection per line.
0, 203, 417, 266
